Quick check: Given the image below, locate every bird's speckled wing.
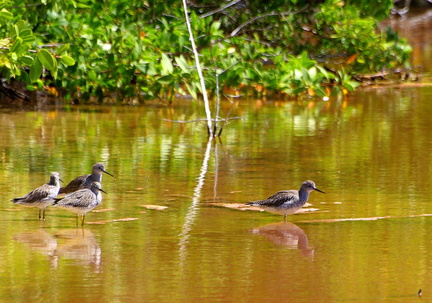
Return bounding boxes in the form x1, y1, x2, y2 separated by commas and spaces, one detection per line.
13, 184, 56, 203
54, 190, 89, 207
59, 174, 89, 194
247, 190, 297, 207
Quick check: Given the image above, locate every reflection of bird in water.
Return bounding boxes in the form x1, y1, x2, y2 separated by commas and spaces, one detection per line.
54, 229, 102, 272
13, 230, 57, 256
13, 229, 59, 268
250, 222, 314, 257
12, 172, 62, 220
59, 162, 114, 194
13, 228, 101, 271
247, 180, 325, 222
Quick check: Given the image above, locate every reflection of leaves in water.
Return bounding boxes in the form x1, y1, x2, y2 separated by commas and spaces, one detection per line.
250, 222, 314, 257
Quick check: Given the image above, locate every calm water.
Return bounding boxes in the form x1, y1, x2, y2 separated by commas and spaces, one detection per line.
2, 11, 432, 303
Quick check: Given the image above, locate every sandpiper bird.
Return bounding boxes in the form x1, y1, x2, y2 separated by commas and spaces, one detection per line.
53, 181, 106, 226
59, 162, 114, 194
12, 172, 62, 220
246, 180, 325, 221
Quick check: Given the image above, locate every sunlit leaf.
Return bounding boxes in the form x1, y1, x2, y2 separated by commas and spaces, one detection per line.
185, 82, 198, 100
308, 67, 317, 79
29, 58, 43, 83
37, 49, 55, 71
60, 55, 75, 66
161, 53, 173, 75
0, 9, 12, 25
174, 55, 189, 73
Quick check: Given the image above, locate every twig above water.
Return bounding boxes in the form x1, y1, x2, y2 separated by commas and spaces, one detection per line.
230, 6, 309, 37
163, 117, 241, 124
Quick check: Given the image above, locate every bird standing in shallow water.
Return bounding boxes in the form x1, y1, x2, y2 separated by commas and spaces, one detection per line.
53, 181, 106, 226
12, 172, 62, 220
59, 162, 114, 194
246, 180, 325, 222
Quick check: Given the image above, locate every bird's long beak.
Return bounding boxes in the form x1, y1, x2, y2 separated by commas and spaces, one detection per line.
60, 178, 64, 183
314, 187, 326, 194
103, 169, 115, 178
100, 188, 108, 194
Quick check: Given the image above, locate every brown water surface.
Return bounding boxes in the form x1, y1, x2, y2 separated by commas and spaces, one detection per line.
1, 10, 432, 303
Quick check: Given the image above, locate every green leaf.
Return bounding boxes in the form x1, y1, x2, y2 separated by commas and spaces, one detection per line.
0, 9, 13, 25
314, 87, 326, 97
308, 67, 317, 79
60, 55, 75, 66
10, 37, 22, 52
37, 49, 55, 71
57, 44, 70, 54
174, 56, 190, 73
185, 82, 197, 100
51, 56, 58, 78
0, 38, 9, 47
156, 75, 173, 85
19, 70, 29, 83
19, 29, 35, 43
29, 57, 43, 83
88, 69, 97, 81
161, 53, 173, 75
344, 82, 356, 92
135, 62, 149, 73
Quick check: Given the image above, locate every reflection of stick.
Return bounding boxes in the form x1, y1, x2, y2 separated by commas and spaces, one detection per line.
178, 137, 213, 262
218, 96, 237, 137
181, 0, 213, 136
213, 141, 219, 199
214, 61, 239, 136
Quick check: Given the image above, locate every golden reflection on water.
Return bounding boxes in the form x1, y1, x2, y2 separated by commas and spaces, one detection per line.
250, 222, 314, 257
13, 228, 101, 272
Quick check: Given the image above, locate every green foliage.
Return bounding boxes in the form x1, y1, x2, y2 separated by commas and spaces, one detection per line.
0, 0, 412, 102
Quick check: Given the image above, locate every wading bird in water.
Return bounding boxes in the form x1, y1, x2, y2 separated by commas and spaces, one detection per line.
53, 181, 106, 226
12, 172, 62, 220
59, 162, 114, 194
247, 180, 325, 222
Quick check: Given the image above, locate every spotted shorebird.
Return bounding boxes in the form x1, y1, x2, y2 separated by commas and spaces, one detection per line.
12, 172, 62, 220
53, 181, 106, 226
247, 180, 325, 221
59, 162, 114, 194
